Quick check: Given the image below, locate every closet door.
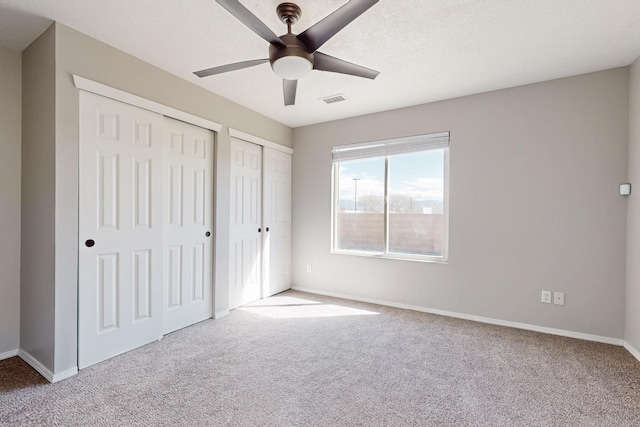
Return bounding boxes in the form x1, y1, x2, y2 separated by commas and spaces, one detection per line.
263, 147, 292, 296
163, 118, 214, 334
78, 92, 164, 369
229, 138, 262, 309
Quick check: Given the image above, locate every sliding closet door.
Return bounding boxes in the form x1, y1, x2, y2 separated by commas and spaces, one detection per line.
78, 92, 164, 369
263, 147, 292, 296
163, 118, 214, 334
229, 138, 262, 309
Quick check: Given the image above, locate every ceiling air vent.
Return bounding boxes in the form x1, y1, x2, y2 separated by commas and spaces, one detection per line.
320, 94, 348, 104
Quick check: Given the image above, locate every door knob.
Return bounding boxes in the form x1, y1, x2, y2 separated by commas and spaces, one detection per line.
85, 239, 95, 248
266, 227, 269, 232
205, 231, 211, 237
258, 228, 262, 233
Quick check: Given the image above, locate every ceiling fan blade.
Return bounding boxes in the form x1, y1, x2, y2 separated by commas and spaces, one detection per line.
216, 0, 284, 46
313, 52, 379, 79
283, 79, 297, 106
194, 59, 269, 78
297, 0, 379, 52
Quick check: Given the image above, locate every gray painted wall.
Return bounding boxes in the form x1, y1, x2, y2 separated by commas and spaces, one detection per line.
21, 25, 56, 370
0, 45, 22, 356
626, 57, 640, 353
292, 68, 629, 339
20, 23, 293, 377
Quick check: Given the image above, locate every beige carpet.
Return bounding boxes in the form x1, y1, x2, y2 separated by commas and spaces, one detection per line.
1, 290, 639, 426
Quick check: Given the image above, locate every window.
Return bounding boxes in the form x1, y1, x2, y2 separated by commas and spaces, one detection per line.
332, 132, 449, 262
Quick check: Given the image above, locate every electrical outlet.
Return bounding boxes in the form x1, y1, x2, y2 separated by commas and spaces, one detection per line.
554, 292, 565, 306
541, 290, 552, 304
306, 264, 312, 273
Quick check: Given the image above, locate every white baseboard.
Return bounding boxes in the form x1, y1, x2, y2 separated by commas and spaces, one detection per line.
18, 349, 54, 383
624, 342, 640, 362
291, 286, 625, 347
214, 310, 229, 319
18, 350, 78, 383
52, 366, 78, 383
0, 349, 19, 361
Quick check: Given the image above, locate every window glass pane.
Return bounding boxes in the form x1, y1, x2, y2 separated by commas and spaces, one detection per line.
335, 157, 385, 253
388, 150, 445, 256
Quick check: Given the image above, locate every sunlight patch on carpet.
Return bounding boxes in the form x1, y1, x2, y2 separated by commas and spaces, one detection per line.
239, 296, 379, 319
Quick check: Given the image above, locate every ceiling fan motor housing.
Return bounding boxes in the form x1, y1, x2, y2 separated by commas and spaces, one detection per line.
269, 34, 314, 79
276, 3, 301, 25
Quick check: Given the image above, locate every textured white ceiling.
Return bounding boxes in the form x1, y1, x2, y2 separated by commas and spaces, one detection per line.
1, 0, 640, 128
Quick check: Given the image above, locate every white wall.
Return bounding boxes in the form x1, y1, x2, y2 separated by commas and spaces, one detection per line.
0, 44, 22, 357
21, 25, 56, 372
21, 23, 293, 378
292, 68, 629, 339
626, 57, 640, 354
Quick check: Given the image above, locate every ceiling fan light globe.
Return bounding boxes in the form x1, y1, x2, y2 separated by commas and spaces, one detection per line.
272, 56, 313, 80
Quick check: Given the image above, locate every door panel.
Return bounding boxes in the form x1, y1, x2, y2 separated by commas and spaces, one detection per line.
163, 118, 214, 334
133, 249, 152, 320
263, 148, 292, 296
229, 138, 262, 309
79, 92, 164, 369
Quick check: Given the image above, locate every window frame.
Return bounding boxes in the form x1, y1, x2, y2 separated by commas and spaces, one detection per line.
331, 132, 450, 263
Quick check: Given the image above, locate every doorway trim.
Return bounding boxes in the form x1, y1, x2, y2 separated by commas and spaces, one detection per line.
73, 75, 222, 132
228, 128, 293, 155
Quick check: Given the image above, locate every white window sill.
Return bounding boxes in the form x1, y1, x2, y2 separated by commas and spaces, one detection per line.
331, 249, 448, 264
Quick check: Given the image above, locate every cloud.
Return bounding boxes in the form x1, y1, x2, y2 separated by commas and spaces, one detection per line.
336, 165, 444, 201
392, 178, 444, 200
337, 167, 384, 200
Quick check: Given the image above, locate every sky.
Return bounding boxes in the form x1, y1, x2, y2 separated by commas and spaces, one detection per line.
337, 149, 445, 203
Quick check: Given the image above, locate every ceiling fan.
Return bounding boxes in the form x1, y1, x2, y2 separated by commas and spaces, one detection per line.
194, 0, 380, 106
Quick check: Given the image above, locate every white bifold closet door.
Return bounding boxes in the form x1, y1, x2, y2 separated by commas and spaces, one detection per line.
229, 138, 292, 310
163, 118, 214, 334
229, 138, 263, 310
262, 147, 292, 297
79, 92, 213, 369
78, 92, 165, 369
